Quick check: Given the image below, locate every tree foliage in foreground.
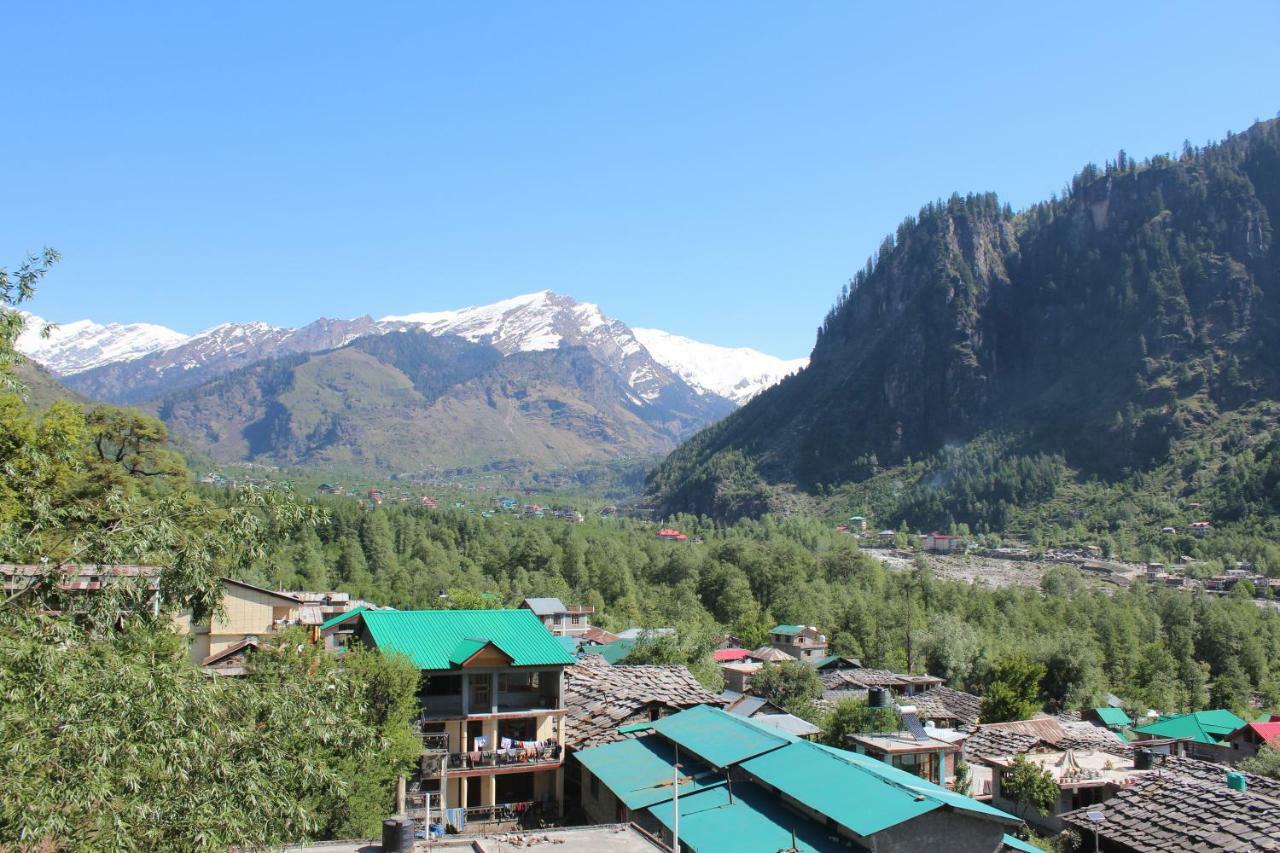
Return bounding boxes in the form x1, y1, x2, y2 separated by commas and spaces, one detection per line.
1002, 754, 1059, 817
0, 623, 420, 849
0, 260, 420, 850
1238, 744, 1280, 780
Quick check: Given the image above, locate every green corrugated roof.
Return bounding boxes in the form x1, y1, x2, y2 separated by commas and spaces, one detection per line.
555, 635, 580, 656
742, 741, 1019, 837
361, 609, 575, 670
1001, 834, 1042, 853
646, 781, 831, 852
596, 638, 636, 664
1093, 706, 1131, 727
447, 638, 509, 666
1132, 709, 1246, 745
808, 654, 841, 669
321, 605, 369, 631
769, 624, 804, 635
647, 705, 792, 768
574, 735, 723, 810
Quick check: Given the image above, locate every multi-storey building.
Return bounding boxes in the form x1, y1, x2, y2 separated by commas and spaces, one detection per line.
765, 624, 829, 661
174, 577, 323, 668
353, 608, 576, 832
520, 597, 595, 637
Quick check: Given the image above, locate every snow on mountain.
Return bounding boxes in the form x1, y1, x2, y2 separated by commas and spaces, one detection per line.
14, 311, 190, 375
383, 290, 621, 355
58, 316, 382, 404
632, 327, 807, 405
19, 291, 801, 410
382, 290, 666, 399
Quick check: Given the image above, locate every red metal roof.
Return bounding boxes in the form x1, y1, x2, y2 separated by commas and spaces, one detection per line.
1245, 721, 1280, 746
713, 648, 751, 662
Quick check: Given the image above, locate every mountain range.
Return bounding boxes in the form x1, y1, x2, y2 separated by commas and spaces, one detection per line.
649, 118, 1280, 522
16, 291, 804, 474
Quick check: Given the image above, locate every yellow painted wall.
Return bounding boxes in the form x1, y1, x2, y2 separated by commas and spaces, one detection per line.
211, 585, 297, 635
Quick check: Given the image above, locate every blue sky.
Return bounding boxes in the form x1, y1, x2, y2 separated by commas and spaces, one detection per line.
3, 2, 1278, 359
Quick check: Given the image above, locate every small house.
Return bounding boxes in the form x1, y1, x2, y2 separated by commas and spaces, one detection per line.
1223, 717, 1280, 765
924, 532, 965, 553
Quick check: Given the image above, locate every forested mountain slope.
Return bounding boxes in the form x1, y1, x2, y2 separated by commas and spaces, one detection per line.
650, 119, 1280, 524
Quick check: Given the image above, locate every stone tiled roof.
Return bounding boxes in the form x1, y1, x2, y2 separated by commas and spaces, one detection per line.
1061, 773, 1280, 851
820, 667, 944, 691
911, 686, 982, 726
964, 716, 1130, 762
1157, 755, 1280, 803
1056, 720, 1133, 756
563, 654, 726, 749
749, 646, 795, 663
963, 727, 1045, 762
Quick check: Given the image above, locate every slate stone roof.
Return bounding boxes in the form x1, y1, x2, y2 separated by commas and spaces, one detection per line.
748, 646, 795, 663
820, 667, 944, 691
964, 716, 1130, 762
563, 654, 726, 749
1156, 755, 1280, 803
963, 727, 1045, 762
1056, 719, 1133, 756
911, 686, 982, 726
1061, 772, 1280, 851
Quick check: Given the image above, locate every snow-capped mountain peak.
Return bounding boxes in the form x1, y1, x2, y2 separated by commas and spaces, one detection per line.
16, 292, 802, 409
632, 327, 807, 405
13, 311, 190, 374
382, 290, 597, 354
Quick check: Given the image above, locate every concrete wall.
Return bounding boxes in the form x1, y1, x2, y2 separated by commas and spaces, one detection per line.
579, 764, 626, 825
871, 808, 1007, 852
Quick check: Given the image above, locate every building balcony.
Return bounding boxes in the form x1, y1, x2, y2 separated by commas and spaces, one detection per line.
417, 692, 561, 720
420, 744, 563, 778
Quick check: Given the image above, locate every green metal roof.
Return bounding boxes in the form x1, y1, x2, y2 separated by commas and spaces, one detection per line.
1132, 709, 1246, 745
1001, 834, 1041, 853
646, 781, 833, 852
574, 735, 723, 810
1093, 706, 1131, 727
647, 704, 792, 768
361, 609, 575, 671
447, 638, 510, 666
742, 741, 1019, 837
321, 605, 369, 631
808, 654, 841, 669
769, 624, 804, 635
555, 635, 580, 656
596, 638, 636, 664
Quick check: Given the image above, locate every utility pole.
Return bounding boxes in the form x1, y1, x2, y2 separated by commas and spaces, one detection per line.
672, 760, 682, 851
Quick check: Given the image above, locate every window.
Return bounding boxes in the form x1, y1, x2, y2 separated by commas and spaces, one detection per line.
471, 677, 491, 708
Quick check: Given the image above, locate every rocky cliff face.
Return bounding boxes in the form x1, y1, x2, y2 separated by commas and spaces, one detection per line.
649, 119, 1280, 519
